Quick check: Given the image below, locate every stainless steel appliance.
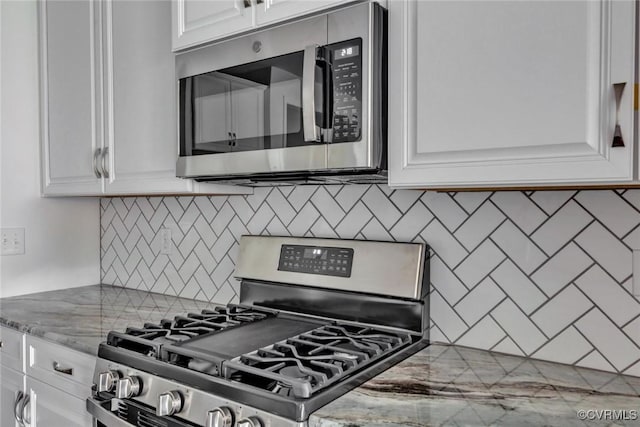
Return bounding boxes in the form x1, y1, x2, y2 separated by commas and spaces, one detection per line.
176, 2, 387, 185
87, 236, 429, 427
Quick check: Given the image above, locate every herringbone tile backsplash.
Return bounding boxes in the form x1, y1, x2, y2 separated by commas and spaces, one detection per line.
101, 186, 640, 376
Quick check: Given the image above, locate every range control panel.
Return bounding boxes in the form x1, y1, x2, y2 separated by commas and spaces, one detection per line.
278, 245, 354, 277
331, 38, 362, 143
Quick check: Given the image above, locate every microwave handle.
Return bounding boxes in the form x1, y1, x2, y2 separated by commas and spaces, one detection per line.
317, 56, 334, 130
302, 44, 319, 142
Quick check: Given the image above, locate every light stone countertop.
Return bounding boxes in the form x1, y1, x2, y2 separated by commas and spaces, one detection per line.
2, 285, 640, 426
0, 284, 213, 355
309, 344, 640, 427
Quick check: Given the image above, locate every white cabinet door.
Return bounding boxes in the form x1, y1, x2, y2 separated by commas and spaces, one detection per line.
0, 327, 25, 373
25, 377, 91, 427
388, 0, 636, 189
40, 0, 103, 196
100, 0, 250, 196
254, 0, 347, 26
0, 366, 24, 427
103, 0, 206, 194
172, 0, 253, 51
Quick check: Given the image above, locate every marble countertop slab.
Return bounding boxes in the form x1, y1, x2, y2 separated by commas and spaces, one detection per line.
309, 344, 640, 427
3, 285, 640, 426
0, 284, 214, 355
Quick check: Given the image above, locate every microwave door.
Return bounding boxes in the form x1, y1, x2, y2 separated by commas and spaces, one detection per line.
178, 49, 329, 178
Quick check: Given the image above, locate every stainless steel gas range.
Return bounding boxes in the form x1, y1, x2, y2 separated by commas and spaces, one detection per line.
87, 236, 430, 427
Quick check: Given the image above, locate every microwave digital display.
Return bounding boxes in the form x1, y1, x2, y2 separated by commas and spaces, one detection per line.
335, 45, 360, 59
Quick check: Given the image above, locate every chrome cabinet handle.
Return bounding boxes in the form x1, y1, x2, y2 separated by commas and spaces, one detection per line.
302, 44, 320, 142
14, 391, 24, 425
53, 361, 74, 375
21, 395, 30, 426
612, 82, 626, 147
101, 146, 110, 178
93, 148, 103, 178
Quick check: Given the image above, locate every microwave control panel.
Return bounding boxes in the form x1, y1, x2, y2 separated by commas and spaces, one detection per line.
331, 39, 362, 143
278, 245, 354, 278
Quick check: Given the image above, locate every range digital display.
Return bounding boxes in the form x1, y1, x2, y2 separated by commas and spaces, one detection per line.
303, 248, 327, 260
335, 45, 359, 59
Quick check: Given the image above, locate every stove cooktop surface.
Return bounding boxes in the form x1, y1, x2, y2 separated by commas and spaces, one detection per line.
101, 304, 418, 401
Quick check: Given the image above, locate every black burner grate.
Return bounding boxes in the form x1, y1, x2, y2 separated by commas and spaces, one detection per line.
105, 305, 275, 359
223, 323, 413, 398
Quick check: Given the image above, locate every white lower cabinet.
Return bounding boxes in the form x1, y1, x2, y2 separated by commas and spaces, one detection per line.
0, 327, 26, 427
25, 377, 91, 427
0, 327, 94, 427
0, 365, 25, 427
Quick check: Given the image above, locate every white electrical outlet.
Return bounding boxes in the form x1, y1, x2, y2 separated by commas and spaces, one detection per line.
160, 228, 172, 255
1, 227, 25, 256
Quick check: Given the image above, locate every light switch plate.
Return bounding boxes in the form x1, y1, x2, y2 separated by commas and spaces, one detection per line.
633, 250, 640, 297
160, 228, 172, 255
1, 227, 25, 256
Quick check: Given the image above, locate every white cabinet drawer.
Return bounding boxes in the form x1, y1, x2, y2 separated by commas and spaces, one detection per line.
26, 335, 95, 399
0, 327, 24, 372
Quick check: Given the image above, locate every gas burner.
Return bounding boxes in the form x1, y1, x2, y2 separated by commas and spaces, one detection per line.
178, 305, 272, 328
104, 305, 275, 359
279, 365, 312, 379
224, 323, 413, 398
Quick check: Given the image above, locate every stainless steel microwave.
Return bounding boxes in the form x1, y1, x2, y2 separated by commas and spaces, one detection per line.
175, 2, 387, 184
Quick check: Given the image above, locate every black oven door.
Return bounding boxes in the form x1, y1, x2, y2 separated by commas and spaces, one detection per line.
87, 397, 195, 427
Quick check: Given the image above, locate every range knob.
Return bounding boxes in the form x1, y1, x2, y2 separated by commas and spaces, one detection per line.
116, 376, 141, 399
237, 416, 263, 427
97, 370, 120, 392
206, 407, 234, 427
156, 391, 183, 416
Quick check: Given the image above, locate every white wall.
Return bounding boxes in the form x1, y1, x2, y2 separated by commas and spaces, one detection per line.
0, 0, 100, 298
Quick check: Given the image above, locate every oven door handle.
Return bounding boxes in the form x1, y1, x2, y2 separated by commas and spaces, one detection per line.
302, 44, 320, 142
86, 398, 133, 427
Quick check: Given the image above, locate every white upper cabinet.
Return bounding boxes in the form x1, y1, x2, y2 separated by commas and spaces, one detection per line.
103, 0, 246, 195
172, 0, 254, 51
40, 0, 103, 196
254, 0, 348, 26
40, 0, 250, 196
388, 0, 636, 189
172, 0, 349, 51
